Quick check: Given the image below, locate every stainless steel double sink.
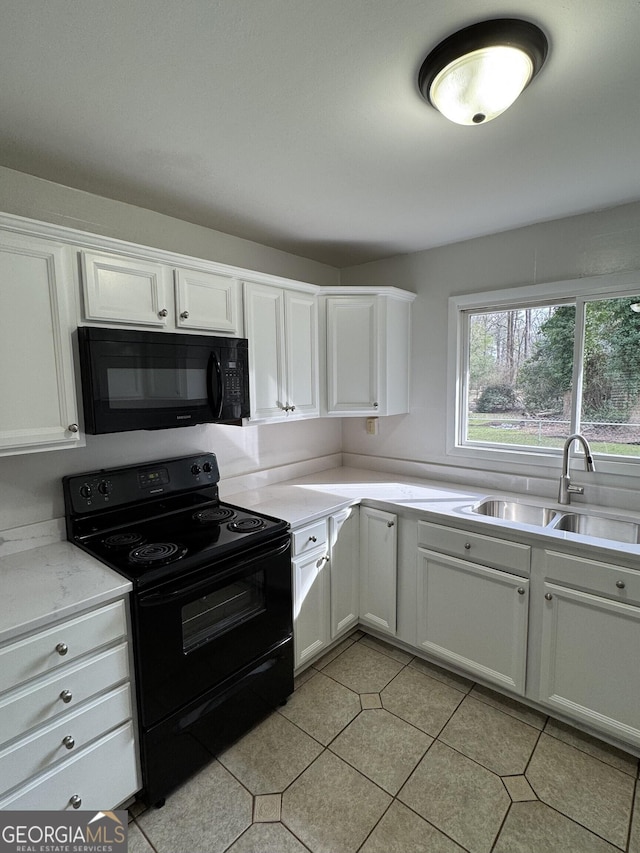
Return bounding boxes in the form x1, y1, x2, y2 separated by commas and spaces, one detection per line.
471, 498, 640, 545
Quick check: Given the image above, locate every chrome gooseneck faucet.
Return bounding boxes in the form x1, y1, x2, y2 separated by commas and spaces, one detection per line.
558, 433, 596, 505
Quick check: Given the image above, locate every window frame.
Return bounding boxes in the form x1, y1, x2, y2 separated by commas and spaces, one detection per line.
447, 271, 640, 477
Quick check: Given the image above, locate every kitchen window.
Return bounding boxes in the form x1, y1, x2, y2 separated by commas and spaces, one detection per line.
448, 272, 640, 472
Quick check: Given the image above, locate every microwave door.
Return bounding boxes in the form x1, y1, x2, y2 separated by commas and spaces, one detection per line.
207, 352, 224, 419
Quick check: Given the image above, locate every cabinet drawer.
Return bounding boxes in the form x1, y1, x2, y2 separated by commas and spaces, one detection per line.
0, 599, 127, 694
292, 520, 328, 556
0, 643, 129, 745
0, 684, 132, 797
544, 550, 640, 605
418, 521, 530, 575
0, 721, 139, 810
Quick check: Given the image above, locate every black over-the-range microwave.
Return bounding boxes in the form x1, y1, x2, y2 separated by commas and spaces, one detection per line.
77, 327, 250, 434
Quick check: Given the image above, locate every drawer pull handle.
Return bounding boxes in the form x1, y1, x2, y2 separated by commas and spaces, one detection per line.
69, 794, 82, 809
158, 308, 168, 318
309, 535, 317, 543
464, 542, 471, 550
60, 690, 73, 704
544, 592, 553, 601
616, 580, 626, 589
180, 310, 189, 319
517, 587, 526, 595
62, 735, 75, 750
56, 642, 68, 656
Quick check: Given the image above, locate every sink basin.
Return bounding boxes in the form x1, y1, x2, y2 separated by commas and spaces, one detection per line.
552, 512, 640, 544
472, 499, 557, 527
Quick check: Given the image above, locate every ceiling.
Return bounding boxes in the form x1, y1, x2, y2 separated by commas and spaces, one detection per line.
1, 0, 639, 268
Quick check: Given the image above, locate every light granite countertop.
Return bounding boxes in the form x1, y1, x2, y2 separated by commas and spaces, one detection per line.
3, 465, 640, 646
0, 541, 131, 645
224, 466, 640, 566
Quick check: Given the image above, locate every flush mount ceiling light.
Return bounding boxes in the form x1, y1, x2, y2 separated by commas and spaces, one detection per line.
418, 18, 548, 125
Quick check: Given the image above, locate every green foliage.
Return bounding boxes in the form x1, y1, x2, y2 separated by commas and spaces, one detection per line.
517, 298, 640, 422
518, 306, 575, 412
476, 384, 518, 413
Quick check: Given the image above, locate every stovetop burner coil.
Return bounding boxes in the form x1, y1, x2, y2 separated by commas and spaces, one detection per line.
128, 542, 188, 566
227, 517, 266, 533
193, 507, 236, 524
103, 532, 147, 549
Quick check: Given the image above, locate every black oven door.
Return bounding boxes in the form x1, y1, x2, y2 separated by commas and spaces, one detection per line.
133, 534, 292, 728
78, 327, 249, 433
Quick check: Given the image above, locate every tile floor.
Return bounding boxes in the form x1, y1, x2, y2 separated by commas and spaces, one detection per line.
128, 630, 640, 853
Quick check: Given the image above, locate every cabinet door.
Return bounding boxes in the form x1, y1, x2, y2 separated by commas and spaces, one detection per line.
244, 282, 286, 420
417, 548, 529, 694
0, 233, 80, 455
330, 508, 360, 638
360, 507, 397, 635
80, 249, 171, 326
293, 549, 330, 668
284, 290, 319, 418
326, 296, 379, 415
175, 269, 241, 334
538, 582, 640, 747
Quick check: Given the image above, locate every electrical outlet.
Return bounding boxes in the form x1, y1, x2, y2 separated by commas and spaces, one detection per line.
366, 417, 379, 435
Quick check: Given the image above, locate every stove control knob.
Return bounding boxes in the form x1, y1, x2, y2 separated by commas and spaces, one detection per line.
191, 464, 202, 476
79, 484, 92, 500
97, 480, 112, 496
202, 461, 212, 473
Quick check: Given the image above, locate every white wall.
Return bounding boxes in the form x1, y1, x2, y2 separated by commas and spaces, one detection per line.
340, 202, 640, 503
0, 168, 341, 533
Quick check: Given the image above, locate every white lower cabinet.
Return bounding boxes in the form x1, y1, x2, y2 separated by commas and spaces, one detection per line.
416, 548, 529, 694
0, 597, 140, 809
330, 508, 360, 638
293, 544, 330, 668
359, 507, 397, 636
536, 550, 640, 747
293, 508, 360, 669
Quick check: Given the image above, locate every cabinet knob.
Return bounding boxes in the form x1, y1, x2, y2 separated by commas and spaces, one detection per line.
158, 308, 168, 318
616, 580, 626, 589
68, 424, 79, 433
544, 592, 553, 601
309, 535, 317, 543
464, 542, 471, 550
517, 587, 526, 595
60, 689, 73, 704
69, 794, 82, 809
387, 520, 395, 528
180, 310, 189, 319
373, 402, 379, 408
56, 642, 68, 656
62, 735, 75, 750
290, 405, 296, 412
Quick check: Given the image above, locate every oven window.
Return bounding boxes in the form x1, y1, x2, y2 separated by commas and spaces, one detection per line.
181, 571, 266, 652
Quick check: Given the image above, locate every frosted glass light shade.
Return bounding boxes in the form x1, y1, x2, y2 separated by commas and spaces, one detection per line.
430, 46, 534, 125
418, 19, 548, 126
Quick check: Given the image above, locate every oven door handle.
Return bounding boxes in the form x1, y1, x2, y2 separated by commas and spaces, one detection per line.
207, 352, 225, 420
139, 537, 291, 606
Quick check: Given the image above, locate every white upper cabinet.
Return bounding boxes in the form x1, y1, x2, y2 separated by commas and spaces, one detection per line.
174, 269, 242, 335
324, 288, 415, 416
80, 250, 172, 327
0, 232, 81, 456
244, 282, 319, 422
80, 250, 242, 335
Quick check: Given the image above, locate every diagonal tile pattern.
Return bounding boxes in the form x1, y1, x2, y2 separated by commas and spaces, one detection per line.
130, 630, 640, 853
